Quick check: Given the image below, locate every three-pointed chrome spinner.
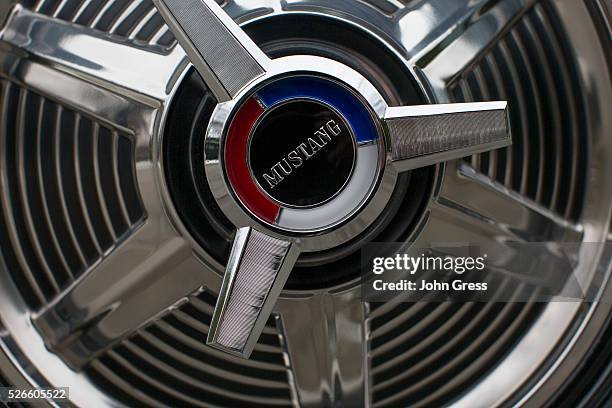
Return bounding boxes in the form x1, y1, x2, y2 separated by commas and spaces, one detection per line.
153, 0, 511, 358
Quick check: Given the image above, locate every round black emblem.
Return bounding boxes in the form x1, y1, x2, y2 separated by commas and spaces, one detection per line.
249, 99, 356, 208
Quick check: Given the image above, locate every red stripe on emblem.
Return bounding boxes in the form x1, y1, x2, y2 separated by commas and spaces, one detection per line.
224, 97, 280, 223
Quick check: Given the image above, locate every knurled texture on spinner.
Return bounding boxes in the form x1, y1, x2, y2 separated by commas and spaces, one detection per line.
163, 0, 264, 97
389, 109, 507, 160
216, 230, 290, 351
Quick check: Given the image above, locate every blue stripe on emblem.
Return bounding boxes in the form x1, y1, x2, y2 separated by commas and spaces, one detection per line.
257, 76, 378, 143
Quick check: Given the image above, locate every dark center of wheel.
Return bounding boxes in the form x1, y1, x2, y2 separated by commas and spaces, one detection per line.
248, 99, 356, 208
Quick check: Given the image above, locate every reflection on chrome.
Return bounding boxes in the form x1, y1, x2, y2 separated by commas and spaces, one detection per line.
0, 0, 609, 407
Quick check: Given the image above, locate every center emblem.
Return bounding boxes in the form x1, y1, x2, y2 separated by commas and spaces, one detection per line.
222, 75, 382, 232
249, 99, 356, 208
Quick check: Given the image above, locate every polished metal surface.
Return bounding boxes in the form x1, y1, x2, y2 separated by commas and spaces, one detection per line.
425, 162, 583, 243
415, 0, 539, 100
276, 292, 368, 407
0, 6, 177, 113
208, 227, 299, 358
0, 0, 609, 407
152, 0, 269, 101
386, 102, 510, 172
0, 3, 218, 370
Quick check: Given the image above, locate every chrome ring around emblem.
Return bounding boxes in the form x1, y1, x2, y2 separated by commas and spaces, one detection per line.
204, 56, 398, 252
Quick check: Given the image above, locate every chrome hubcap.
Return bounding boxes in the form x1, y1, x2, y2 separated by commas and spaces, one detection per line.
0, 1, 609, 407
152, 0, 511, 358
